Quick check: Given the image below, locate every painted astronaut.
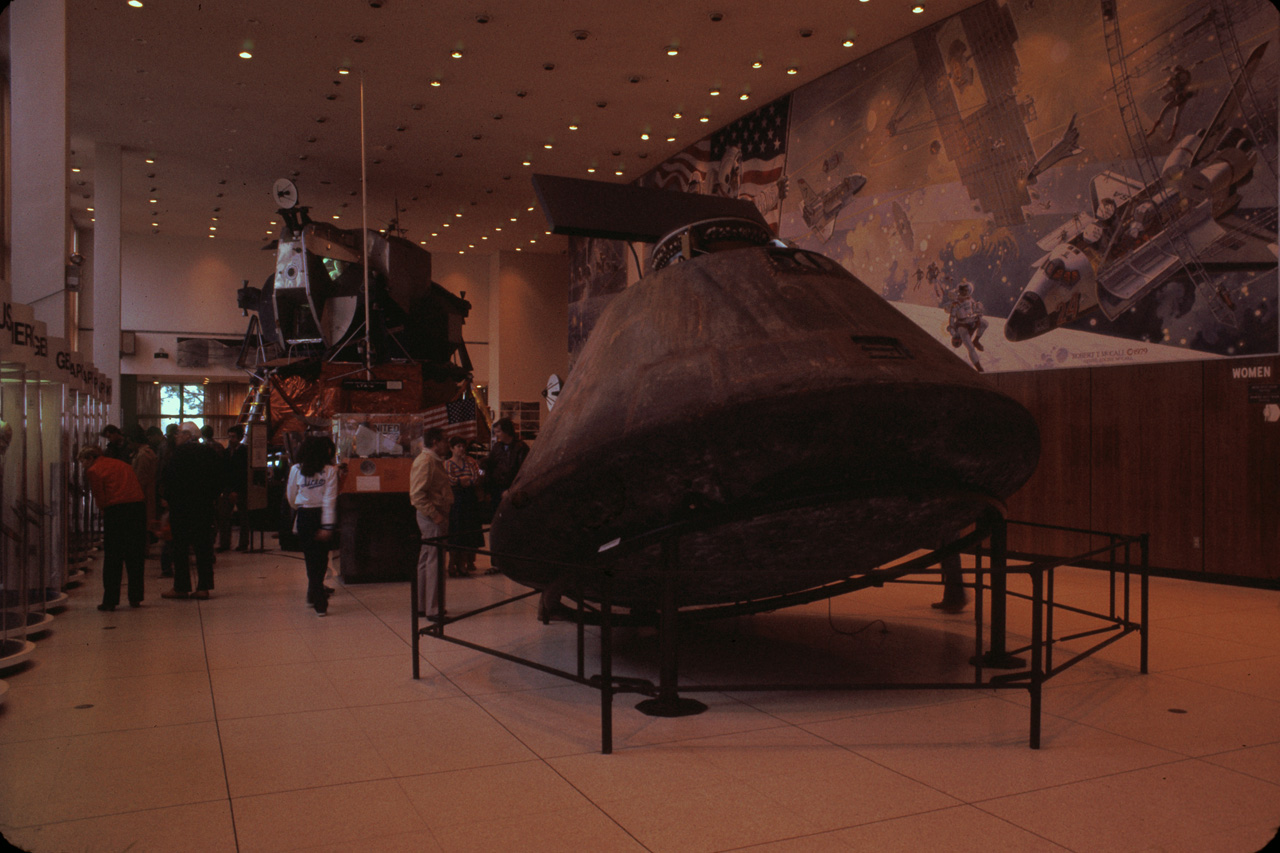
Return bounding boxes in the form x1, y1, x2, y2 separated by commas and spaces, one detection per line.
947, 280, 989, 372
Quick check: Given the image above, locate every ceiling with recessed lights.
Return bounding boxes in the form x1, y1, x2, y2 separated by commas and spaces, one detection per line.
64, 0, 977, 256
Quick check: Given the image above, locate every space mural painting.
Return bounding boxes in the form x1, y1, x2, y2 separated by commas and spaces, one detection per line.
570, 0, 1279, 372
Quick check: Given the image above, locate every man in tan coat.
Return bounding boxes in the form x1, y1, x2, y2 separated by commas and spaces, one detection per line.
409, 427, 453, 618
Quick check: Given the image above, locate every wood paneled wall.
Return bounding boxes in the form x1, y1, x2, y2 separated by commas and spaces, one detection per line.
993, 356, 1279, 581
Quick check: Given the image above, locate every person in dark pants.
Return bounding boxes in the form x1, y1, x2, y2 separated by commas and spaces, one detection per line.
161, 422, 222, 600
286, 436, 339, 616
221, 424, 251, 551
80, 444, 147, 611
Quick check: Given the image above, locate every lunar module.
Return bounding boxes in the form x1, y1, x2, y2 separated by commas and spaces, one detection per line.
236, 181, 478, 580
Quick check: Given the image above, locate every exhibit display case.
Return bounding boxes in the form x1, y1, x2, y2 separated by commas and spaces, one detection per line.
331, 412, 427, 583
0, 302, 39, 669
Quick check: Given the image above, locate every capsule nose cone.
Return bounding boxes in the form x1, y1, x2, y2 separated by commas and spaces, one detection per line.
1005, 292, 1047, 342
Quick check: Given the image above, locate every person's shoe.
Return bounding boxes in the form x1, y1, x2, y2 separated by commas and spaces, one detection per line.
931, 595, 969, 614
973, 341, 985, 352
129, 600, 142, 608
324, 585, 335, 594
161, 590, 189, 599
192, 590, 210, 600
97, 603, 115, 612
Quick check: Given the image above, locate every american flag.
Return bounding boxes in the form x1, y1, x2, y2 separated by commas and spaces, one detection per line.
422, 397, 477, 440
640, 95, 790, 231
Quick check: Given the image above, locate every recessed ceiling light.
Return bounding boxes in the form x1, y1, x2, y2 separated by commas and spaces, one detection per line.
71, 167, 81, 173
700, 116, 710, 122
510, 217, 518, 222
615, 170, 624, 176
672, 111, 683, 119
239, 50, 252, 59
667, 136, 676, 142
843, 38, 856, 46
666, 45, 679, 56
522, 160, 531, 166
751, 60, 763, 69
338, 67, 350, 75
87, 207, 95, 212
128, 0, 143, 6
640, 132, 649, 140
709, 87, 721, 96
145, 158, 155, 164
569, 124, 579, 130
544, 143, 553, 149
332, 214, 340, 219
787, 66, 798, 75
740, 92, 750, 100
527, 206, 535, 211
451, 50, 463, 59
430, 79, 442, 87
912, 4, 924, 10
587, 167, 596, 173
149, 198, 157, 203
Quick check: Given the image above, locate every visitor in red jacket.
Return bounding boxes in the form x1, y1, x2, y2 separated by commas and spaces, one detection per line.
80, 444, 148, 611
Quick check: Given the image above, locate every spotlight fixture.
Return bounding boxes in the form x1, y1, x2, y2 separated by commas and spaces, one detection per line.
672, 111, 683, 119
709, 87, 721, 96
451, 49, 463, 59
787, 66, 799, 75
751, 60, 763, 69
128, 0, 143, 6
666, 45, 679, 56
700, 115, 710, 122
740, 92, 750, 100
239, 50, 252, 59
338, 66, 350, 75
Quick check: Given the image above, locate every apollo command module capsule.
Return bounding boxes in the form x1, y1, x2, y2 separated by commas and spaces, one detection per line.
488, 178, 1042, 614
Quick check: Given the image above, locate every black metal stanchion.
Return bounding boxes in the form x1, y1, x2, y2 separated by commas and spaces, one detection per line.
600, 574, 614, 755
636, 537, 707, 718
972, 509, 1025, 669
1030, 567, 1044, 749
1140, 533, 1149, 674
411, 545, 420, 679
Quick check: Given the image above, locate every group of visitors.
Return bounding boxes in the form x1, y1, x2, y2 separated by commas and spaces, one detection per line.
408, 417, 528, 620
85, 421, 250, 611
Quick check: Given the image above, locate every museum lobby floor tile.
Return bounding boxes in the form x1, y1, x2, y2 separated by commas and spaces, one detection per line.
1, 550, 1277, 852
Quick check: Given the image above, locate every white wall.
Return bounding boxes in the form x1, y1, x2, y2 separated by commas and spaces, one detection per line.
121, 232, 264, 336
492, 251, 569, 428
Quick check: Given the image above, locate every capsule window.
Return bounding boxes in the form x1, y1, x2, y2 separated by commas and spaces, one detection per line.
850, 335, 911, 359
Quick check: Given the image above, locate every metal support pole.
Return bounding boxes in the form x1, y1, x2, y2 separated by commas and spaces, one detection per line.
973, 510, 1024, 669
600, 574, 613, 755
636, 536, 707, 718
1030, 567, 1044, 749
1140, 534, 1149, 674
411, 549, 420, 679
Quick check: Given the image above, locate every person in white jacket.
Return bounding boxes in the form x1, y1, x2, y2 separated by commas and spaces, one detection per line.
287, 436, 340, 616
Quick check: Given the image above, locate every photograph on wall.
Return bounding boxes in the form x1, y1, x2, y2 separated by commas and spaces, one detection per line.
571, 0, 1280, 372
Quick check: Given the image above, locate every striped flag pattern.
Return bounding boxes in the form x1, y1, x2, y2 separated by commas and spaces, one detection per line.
422, 397, 478, 440
640, 95, 790, 232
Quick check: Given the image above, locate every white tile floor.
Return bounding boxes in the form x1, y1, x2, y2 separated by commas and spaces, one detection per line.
1, 547, 1278, 852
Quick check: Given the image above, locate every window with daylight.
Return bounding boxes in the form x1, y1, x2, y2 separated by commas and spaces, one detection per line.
158, 383, 206, 431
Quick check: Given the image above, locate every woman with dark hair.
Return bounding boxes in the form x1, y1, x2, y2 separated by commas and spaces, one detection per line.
286, 435, 340, 616
444, 436, 484, 575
